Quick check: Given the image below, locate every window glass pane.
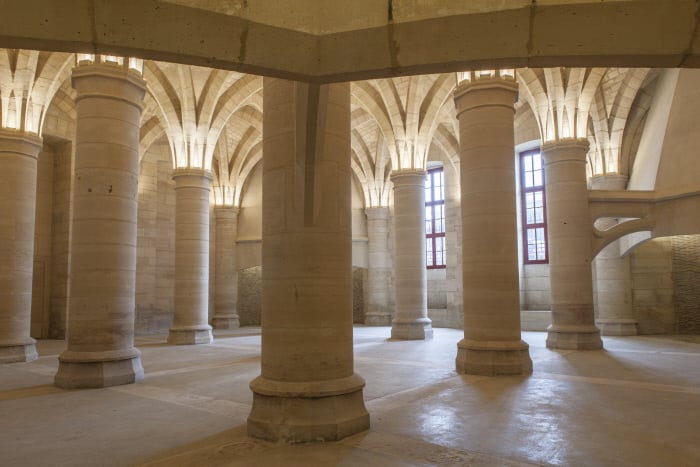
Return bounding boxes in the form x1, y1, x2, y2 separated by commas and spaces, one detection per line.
534, 191, 543, 207
527, 244, 536, 261
525, 171, 534, 188
425, 185, 432, 203
525, 192, 534, 209
535, 206, 543, 223
526, 208, 534, 224
533, 153, 541, 169
527, 228, 535, 243
524, 156, 532, 172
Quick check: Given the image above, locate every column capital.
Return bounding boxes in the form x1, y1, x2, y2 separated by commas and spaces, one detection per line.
453, 77, 518, 118
172, 168, 213, 188
0, 129, 43, 158
390, 169, 426, 186
541, 138, 590, 162
72, 63, 147, 109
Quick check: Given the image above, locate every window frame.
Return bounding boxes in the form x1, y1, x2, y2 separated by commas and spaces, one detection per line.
519, 149, 549, 265
425, 166, 446, 269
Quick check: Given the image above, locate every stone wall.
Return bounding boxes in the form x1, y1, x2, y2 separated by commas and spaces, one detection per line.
671, 235, 700, 334
631, 238, 675, 334
238, 266, 262, 326
520, 264, 551, 310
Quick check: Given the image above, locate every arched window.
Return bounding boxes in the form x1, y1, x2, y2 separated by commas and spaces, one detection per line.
425, 166, 446, 269
520, 149, 548, 264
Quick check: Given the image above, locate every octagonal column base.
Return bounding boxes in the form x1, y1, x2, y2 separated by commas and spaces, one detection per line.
212, 316, 240, 330
546, 324, 603, 350
54, 349, 143, 388
456, 339, 532, 376
391, 318, 433, 340
0, 340, 38, 364
596, 319, 638, 336
167, 325, 213, 345
247, 374, 369, 443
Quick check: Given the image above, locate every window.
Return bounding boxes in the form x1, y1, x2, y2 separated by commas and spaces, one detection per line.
425, 167, 446, 269
520, 149, 548, 264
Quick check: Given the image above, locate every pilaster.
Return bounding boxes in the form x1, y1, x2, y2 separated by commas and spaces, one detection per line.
212, 205, 241, 329
365, 206, 392, 325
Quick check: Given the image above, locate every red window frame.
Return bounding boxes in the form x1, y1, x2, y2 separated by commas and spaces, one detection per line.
425, 167, 446, 269
520, 149, 549, 264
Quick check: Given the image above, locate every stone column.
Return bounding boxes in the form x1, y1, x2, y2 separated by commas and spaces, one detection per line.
542, 139, 603, 350
390, 170, 433, 340
0, 131, 42, 363
167, 169, 214, 344
453, 76, 532, 375
212, 205, 240, 329
54, 62, 146, 388
590, 175, 638, 335
365, 206, 392, 325
248, 78, 369, 442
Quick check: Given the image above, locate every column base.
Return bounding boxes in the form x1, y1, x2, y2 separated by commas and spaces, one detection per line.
54, 349, 143, 389
364, 313, 392, 326
247, 374, 370, 443
456, 339, 533, 376
0, 339, 38, 364
391, 318, 433, 340
546, 324, 603, 350
212, 316, 240, 330
167, 325, 213, 345
596, 319, 638, 336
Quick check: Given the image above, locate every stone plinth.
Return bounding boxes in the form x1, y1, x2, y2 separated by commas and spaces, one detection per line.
55, 63, 146, 387
390, 170, 433, 340
168, 169, 214, 345
0, 131, 42, 364
453, 77, 532, 375
247, 78, 368, 442
543, 139, 603, 350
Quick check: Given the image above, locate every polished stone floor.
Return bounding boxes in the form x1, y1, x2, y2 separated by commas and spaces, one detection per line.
1, 327, 699, 466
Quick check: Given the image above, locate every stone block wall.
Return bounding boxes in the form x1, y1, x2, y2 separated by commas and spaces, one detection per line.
631, 238, 675, 334
671, 235, 700, 334
238, 266, 262, 326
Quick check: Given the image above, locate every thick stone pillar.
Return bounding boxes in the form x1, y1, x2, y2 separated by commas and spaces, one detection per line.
542, 139, 603, 350
54, 63, 146, 388
453, 77, 532, 375
390, 170, 433, 340
0, 131, 42, 363
168, 169, 214, 344
365, 207, 392, 325
247, 78, 369, 442
212, 205, 240, 329
590, 175, 638, 336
